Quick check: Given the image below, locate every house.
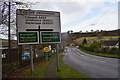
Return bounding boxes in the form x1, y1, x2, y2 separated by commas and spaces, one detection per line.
102, 40, 119, 48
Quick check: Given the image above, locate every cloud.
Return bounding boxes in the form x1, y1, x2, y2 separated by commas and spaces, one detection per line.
16, 0, 119, 3
24, 0, 118, 32
70, 3, 118, 32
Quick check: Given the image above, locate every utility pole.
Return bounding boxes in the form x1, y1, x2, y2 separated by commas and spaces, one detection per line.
8, 1, 11, 63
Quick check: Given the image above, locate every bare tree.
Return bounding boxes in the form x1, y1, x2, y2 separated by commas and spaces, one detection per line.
0, 1, 39, 39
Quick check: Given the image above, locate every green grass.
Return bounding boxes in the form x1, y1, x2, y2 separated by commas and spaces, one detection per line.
101, 36, 119, 40
80, 48, 120, 58
75, 37, 97, 42
54, 55, 90, 79
22, 57, 53, 78
75, 36, 120, 42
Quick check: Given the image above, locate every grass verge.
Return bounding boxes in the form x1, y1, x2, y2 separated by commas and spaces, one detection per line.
22, 56, 54, 78
79, 48, 120, 58
54, 55, 90, 79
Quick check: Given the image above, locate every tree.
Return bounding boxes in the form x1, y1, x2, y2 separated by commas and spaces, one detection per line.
67, 30, 73, 34
82, 38, 87, 44
91, 29, 93, 33
67, 31, 70, 34
71, 30, 73, 33
86, 30, 88, 33
79, 30, 82, 33
100, 30, 103, 32
96, 30, 99, 33
0, 1, 38, 39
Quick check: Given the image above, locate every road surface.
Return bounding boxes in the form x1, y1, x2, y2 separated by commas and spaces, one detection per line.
63, 48, 119, 78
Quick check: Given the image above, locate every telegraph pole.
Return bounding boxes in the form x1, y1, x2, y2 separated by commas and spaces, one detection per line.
8, 1, 11, 63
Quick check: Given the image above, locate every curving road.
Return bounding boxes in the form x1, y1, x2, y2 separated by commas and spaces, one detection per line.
63, 48, 119, 78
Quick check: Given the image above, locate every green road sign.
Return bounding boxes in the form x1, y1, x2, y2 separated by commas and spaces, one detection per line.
41, 32, 60, 43
19, 32, 38, 43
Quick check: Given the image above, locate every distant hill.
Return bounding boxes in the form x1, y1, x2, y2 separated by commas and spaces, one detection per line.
70, 29, 120, 38
61, 29, 120, 45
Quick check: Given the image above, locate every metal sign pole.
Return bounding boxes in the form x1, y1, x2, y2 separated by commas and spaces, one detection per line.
56, 44, 60, 71
30, 45, 34, 73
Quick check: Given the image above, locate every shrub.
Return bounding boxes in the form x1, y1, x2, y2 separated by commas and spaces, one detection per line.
110, 47, 117, 54
105, 48, 111, 54
94, 48, 99, 53
116, 48, 120, 55
98, 48, 103, 53
90, 41, 100, 52
102, 47, 108, 53
112, 48, 120, 55
81, 44, 91, 51
2, 61, 20, 78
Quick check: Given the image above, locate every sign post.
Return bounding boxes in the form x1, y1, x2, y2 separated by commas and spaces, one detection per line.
16, 9, 61, 73
30, 45, 34, 73
56, 44, 60, 71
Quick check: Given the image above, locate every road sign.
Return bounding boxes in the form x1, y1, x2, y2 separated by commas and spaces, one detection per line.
44, 47, 50, 52
16, 9, 61, 45
18, 32, 38, 44
41, 32, 60, 43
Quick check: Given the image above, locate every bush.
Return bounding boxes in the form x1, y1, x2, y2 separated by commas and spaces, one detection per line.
90, 41, 100, 52
98, 48, 103, 53
111, 48, 120, 55
2, 55, 45, 78
102, 47, 108, 53
115, 48, 120, 55
110, 47, 117, 54
2, 61, 20, 78
106, 48, 111, 54
80, 44, 91, 51
93, 48, 99, 53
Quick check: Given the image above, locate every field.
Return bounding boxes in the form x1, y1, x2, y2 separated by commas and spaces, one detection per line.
75, 36, 119, 42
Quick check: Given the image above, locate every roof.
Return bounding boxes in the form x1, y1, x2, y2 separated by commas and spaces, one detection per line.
102, 40, 119, 46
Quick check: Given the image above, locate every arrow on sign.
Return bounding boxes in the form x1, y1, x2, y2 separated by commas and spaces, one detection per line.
26, 26, 53, 43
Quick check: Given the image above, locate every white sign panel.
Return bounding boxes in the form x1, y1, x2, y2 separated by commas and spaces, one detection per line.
16, 9, 61, 45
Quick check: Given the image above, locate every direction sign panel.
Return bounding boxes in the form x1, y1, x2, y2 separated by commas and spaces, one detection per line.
19, 32, 38, 44
17, 9, 61, 45
41, 32, 60, 43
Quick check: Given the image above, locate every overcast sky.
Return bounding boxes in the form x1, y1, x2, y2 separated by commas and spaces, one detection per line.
11, 0, 120, 32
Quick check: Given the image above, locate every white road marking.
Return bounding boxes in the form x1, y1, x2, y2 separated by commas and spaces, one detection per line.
91, 59, 106, 63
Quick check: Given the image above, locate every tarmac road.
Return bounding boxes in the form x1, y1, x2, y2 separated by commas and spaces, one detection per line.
63, 48, 119, 78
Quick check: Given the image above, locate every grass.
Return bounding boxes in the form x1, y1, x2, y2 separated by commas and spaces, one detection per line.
75, 37, 97, 42
75, 36, 119, 42
22, 56, 54, 78
22, 55, 90, 79
54, 55, 90, 79
79, 48, 120, 58
101, 36, 119, 40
